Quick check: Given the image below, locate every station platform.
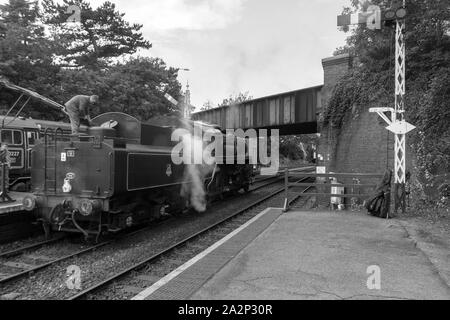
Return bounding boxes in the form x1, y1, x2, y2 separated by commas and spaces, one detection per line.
0, 192, 29, 215
0, 192, 37, 243
133, 208, 450, 300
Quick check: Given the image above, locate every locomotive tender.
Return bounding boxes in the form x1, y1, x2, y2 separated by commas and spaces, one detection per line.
25, 112, 253, 238
0, 116, 86, 191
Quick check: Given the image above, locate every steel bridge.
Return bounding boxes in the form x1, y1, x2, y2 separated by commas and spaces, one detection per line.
191, 85, 322, 135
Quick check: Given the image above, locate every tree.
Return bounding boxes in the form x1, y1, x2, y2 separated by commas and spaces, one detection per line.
200, 100, 215, 111
0, 1, 183, 122
42, 0, 152, 69
280, 134, 318, 163
326, 0, 450, 204
218, 91, 252, 107
0, 0, 61, 118
49, 57, 182, 121
0, 0, 56, 81
99, 57, 182, 120
0, 0, 39, 27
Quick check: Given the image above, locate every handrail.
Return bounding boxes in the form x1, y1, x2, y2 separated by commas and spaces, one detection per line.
43, 128, 54, 191
5, 96, 31, 128
54, 127, 64, 192
283, 169, 382, 212
2, 94, 24, 128
287, 172, 383, 178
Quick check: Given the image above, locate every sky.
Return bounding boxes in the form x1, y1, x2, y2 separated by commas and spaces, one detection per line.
15, 0, 353, 110
84, 0, 352, 110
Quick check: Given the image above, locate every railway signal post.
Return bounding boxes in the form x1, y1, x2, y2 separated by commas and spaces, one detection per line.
337, 0, 414, 215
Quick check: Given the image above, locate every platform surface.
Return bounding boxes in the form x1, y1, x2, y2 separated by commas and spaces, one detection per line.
0, 192, 28, 215
135, 209, 450, 300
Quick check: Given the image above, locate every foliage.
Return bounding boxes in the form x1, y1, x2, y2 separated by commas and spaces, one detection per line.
0, 0, 181, 122
408, 68, 450, 207
279, 135, 318, 163
199, 91, 252, 112
0, 0, 62, 118
218, 91, 252, 107
96, 57, 181, 120
42, 0, 151, 69
200, 100, 215, 111
325, 0, 450, 203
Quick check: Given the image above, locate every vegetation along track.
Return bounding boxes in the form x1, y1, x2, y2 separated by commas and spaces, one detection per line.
69, 177, 313, 300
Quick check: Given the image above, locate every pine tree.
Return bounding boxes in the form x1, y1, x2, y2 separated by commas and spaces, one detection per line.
42, 0, 152, 69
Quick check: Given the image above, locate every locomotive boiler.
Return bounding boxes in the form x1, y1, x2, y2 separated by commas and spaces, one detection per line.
25, 112, 253, 239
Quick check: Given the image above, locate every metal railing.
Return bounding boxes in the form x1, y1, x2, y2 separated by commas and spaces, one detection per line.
283, 169, 383, 211
43, 127, 65, 192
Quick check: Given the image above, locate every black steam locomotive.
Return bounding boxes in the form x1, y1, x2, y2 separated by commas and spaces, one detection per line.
24, 112, 253, 238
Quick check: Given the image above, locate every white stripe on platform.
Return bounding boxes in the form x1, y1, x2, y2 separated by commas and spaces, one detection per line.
131, 207, 279, 300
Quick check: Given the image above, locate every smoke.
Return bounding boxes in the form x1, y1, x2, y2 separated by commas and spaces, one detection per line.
181, 164, 207, 212
178, 121, 216, 212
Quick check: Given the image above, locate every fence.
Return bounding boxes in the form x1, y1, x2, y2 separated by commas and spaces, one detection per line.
283, 169, 383, 211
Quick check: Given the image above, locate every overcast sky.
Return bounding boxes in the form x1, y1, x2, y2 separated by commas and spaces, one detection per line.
84, 0, 352, 109
13, 0, 352, 109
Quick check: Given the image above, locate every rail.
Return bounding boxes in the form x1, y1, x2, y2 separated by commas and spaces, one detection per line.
283, 169, 383, 211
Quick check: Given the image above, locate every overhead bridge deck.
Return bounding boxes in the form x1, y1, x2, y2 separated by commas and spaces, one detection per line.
192, 85, 322, 135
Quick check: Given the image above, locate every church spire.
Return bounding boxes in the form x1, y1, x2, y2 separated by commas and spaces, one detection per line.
183, 81, 192, 119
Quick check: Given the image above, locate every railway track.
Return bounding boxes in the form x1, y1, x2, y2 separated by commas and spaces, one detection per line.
0, 168, 313, 299
0, 211, 185, 289
68, 177, 313, 300
0, 172, 302, 292
0, 237, 112, 286
0, 235, 66, 259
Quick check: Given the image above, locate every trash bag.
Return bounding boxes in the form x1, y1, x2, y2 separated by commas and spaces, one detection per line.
364, 169, 392, 218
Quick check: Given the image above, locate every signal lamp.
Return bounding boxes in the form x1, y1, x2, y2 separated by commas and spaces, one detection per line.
396, 8, 406, 19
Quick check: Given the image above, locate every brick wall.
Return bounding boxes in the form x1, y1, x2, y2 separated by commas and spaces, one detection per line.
319, 54, 353, 121
317, 54, 413, 196
317, 54, 353, 171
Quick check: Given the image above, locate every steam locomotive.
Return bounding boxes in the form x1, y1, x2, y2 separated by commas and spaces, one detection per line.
23, 112, 253, 239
